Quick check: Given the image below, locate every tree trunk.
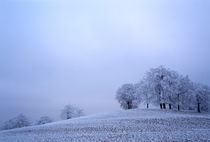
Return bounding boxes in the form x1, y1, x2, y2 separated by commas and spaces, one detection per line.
66, 112, 71, 119
197, 103, 201, 113
177, 94, 180, 111
163, 103, 166, 109
160, 103, 163, 109
127, 101, 131, 109
147, 104, 149, 109
169, 104, 171, 110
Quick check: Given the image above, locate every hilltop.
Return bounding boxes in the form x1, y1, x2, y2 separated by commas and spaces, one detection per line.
0, 109, 210, 142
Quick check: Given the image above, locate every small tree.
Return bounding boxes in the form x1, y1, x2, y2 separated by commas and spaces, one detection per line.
193, 83, 210, 113
36, 116, 53, 125
136, 81, 154, 109
61, 104, 84, 120
116, 84, 139, 110
173, 75, 192, 111
3, 114, 31, 130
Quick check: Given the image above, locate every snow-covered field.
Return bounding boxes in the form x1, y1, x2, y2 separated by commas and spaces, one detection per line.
0, 109, 210, 142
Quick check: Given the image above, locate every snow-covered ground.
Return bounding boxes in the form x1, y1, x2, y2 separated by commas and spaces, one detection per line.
0, 109, 210, 142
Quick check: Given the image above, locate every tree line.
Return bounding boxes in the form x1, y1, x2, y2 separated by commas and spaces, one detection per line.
116, 66, 210, 113
0, 104, 84, 130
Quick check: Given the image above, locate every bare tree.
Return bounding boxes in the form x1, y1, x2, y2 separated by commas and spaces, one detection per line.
61, 104, 84, 120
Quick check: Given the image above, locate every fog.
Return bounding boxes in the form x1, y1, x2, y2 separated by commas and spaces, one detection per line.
0, 0, 210, 121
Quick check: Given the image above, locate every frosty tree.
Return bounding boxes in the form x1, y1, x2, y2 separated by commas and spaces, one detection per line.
116, 65, 210, 113
172, 75, 192, 111
3, 114, 31, 130
61, 104, 84, 120
36, 116, 53, 125
143, 66, 175, 109
116, 83, 139, 109
136, 81, 154, 109
193, 83, 210, 113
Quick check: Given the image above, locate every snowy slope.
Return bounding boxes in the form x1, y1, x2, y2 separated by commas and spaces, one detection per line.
0, 109, 210, 142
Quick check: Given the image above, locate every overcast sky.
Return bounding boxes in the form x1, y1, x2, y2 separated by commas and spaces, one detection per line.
0, 0, 210, 122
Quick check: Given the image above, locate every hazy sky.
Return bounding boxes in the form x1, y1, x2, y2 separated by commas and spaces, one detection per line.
0, 0, 210, 122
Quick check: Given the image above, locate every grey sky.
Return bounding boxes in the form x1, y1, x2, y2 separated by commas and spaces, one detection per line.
0, 0, 210, 122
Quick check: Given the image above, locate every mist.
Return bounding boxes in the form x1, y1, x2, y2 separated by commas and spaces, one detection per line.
0, 0, 210, 122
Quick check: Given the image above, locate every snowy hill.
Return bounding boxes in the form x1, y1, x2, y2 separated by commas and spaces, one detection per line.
0, 109, 210, 142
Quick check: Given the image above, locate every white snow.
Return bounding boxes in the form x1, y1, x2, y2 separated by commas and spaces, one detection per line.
0, 109, 210, 142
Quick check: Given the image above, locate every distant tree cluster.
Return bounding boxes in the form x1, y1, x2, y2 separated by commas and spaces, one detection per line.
116, 66, 210, 113
1, 114, 54, 130
2, 114, 31, 130
1, 104, 84, 130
